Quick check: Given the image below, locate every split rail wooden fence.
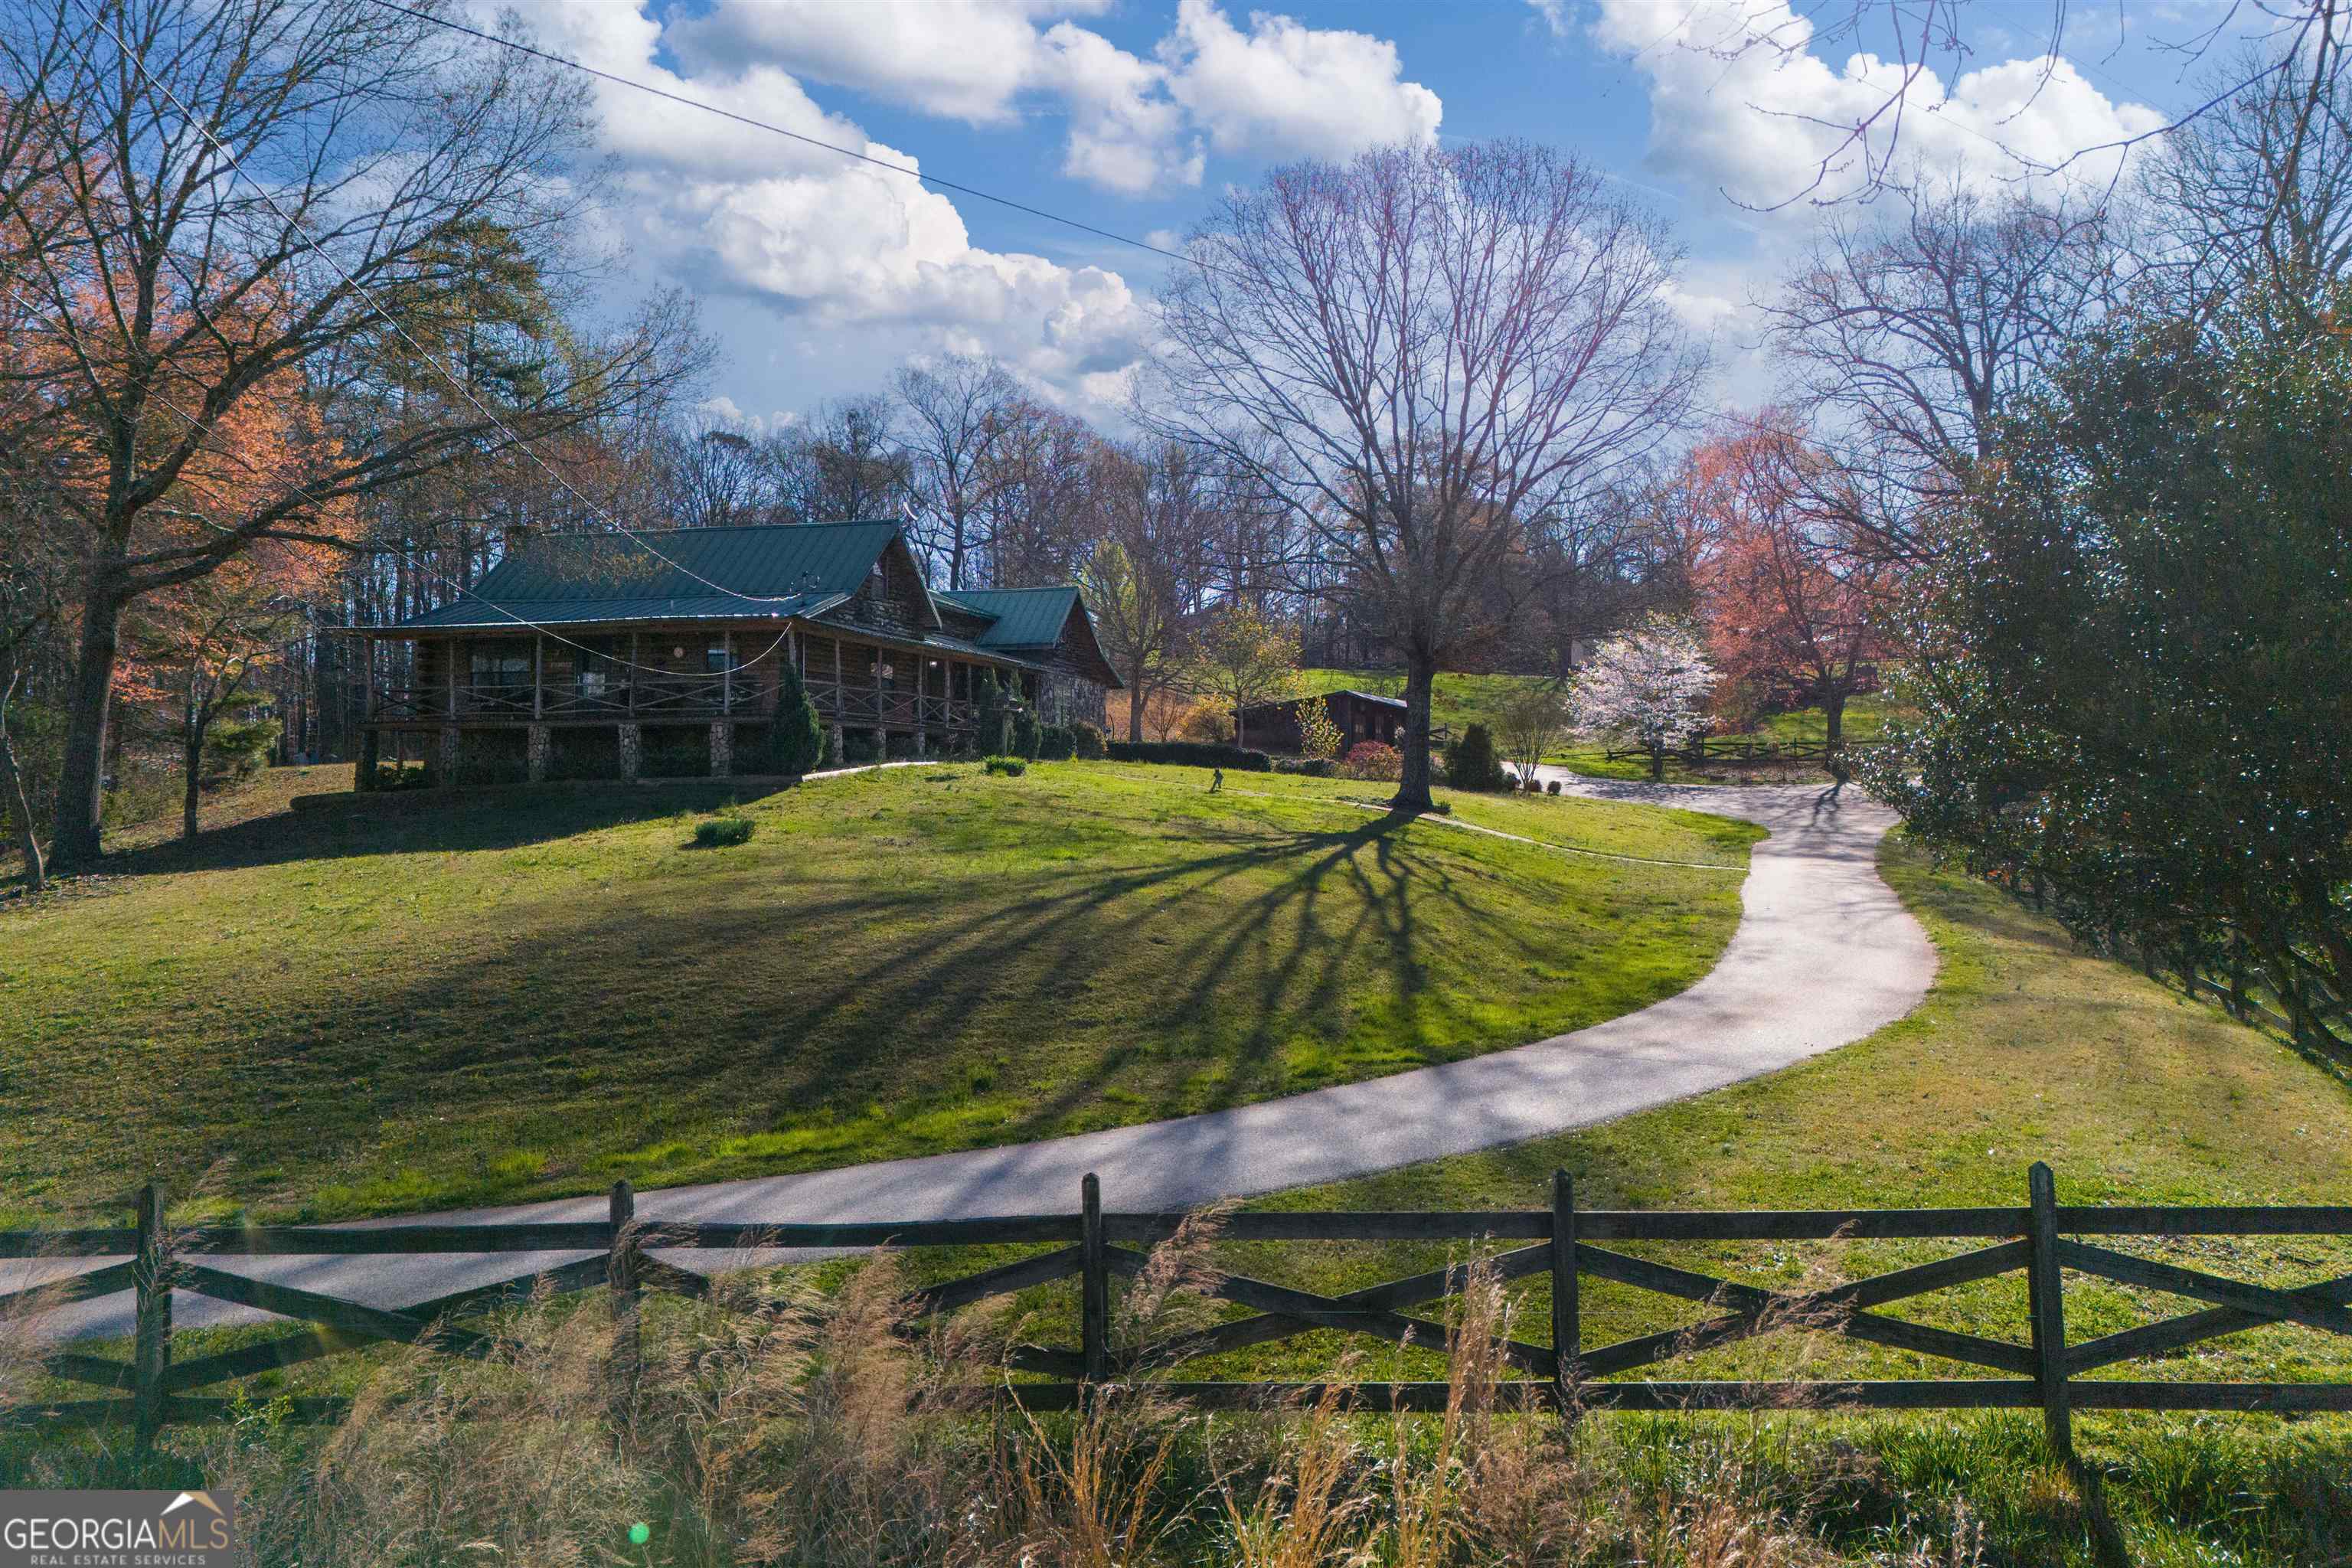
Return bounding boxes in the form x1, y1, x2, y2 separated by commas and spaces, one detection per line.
7, 1165, 2350, 1463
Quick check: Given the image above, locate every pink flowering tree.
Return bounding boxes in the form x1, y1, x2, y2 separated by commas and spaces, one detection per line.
1570, 617, 1717, 780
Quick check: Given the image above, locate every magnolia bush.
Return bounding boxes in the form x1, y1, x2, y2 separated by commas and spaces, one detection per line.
1571, 617, 1717, 779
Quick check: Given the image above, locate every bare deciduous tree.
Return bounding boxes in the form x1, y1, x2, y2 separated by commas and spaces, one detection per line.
1146, 139, 1702, 809
1762, 180, 2119, 562
2138, 43, 2352, 320
0, 0, 706, 871
1082, 443, 1212, 742
896, 354, 1021, 590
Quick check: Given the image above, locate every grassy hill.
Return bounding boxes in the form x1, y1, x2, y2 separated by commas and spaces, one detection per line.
0, 761, 1758, 1223
28, 826, 2349, 1566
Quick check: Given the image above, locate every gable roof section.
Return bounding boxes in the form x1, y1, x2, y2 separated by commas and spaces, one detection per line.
389, 521, 900, 632
934, 586, 1079, 648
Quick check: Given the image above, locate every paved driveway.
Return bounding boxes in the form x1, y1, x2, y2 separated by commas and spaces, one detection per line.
34, 775, 1933, 1339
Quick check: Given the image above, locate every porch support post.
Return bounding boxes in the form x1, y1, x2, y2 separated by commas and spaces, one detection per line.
710, 719, 732, 779
533, 633, 544, 720
437, 726, 459, 787
619, 722, 641, 782
528, 724, 549, 784
722, 630, 733, 714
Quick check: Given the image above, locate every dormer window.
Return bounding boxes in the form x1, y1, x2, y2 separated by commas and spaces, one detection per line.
871, 556, 889, 595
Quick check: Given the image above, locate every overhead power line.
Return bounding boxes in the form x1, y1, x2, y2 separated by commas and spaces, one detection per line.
79, 0, 806, 607
366, 0, 1218, 279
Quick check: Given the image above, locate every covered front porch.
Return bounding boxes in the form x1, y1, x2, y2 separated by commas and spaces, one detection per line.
359, 621, 1040, 787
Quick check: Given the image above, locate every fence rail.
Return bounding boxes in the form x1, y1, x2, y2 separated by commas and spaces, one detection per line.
11, 1164, 2350, 1455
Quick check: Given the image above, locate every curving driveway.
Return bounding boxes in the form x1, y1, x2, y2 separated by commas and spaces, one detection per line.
35, 776, 1934, 1339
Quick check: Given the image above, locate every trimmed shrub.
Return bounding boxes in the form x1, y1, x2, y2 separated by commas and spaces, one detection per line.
1011, 710, 1041, 761
1105, 740, 1272, 771
1068, 720, 1106, 760
1038, 724, 1075, 761
1341, 741, 1403, 782
982, 755, 1027, 776
769, 660, 825, 774
692, 815, 755, 848
1546, 779, 1562, 795
841, 731, 880, 765
887, 733, 921, 761
1445, 723, 1508, 792
1274, 757, 1335, 778
368, 762, 433, 792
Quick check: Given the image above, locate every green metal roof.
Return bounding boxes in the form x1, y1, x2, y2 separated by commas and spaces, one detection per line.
390, 521, 900, 632
934, 586, 1079, 648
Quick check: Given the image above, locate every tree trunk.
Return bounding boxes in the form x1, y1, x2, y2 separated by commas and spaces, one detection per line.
51, 579, 125, 873
1125, 661, 1147, 742
0, 668, 44, 892
181, 720, 205, 840
1824, 692, 1846, 754
1393, 649, 1437, 812
1648, 741, 1666, 781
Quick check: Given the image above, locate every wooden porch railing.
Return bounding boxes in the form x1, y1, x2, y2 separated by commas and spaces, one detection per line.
11, 1164, 2348, 1455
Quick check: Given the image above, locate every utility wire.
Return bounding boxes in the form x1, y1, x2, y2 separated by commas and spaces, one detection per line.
78, 0, 808, 607
365, 0, 1222, 280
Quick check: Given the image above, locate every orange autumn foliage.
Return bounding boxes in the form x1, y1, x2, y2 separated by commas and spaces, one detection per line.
1674, 415, 1891, 741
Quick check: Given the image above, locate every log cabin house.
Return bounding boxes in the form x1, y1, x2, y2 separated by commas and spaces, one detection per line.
358, 520, 1119, 786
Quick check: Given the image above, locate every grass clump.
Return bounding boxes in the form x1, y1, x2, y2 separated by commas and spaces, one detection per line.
982, 755, 1027, 776
691, 815, 756, 848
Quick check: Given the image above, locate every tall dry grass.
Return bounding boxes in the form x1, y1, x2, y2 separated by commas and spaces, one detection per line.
154, 1228, 1994, 1566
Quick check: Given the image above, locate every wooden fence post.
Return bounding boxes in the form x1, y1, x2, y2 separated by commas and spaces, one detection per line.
132, 1181, 172, 1450
609, 1179, 640, 1426
2025, 1161, 2076, 1465
1080, 1172, 1108, 1392
1550, 1170, 1579, 1420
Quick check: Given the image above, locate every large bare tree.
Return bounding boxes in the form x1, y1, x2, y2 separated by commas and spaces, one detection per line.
1081, 441, 1215, 740
896, 354, 1021, 590
1, 0, 702, 871
1762, 180, 2119, 563
1145, 139, 1701, 809
2138, 44, 2352, 320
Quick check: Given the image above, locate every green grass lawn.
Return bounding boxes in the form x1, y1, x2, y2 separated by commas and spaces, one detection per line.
0, 760, 1757, 1224
50, 828, 2350, 1565
1298, 668, 1896, 783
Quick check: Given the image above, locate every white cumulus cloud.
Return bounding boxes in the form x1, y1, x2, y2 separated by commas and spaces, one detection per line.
1161, 0, 1442, 159
667, 0, 1438, 197
494, 0, 1154, 416
1589, 0, 2167, 210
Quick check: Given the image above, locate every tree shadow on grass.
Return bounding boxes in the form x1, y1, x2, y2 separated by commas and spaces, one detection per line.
94, 779, 799, 879
189, 803, 1577, 1207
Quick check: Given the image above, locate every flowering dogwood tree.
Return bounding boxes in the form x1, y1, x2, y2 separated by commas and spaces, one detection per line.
1571, 617, 1717, 780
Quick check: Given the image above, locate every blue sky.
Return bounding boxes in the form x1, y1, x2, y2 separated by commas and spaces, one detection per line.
494, 0, 2260, 427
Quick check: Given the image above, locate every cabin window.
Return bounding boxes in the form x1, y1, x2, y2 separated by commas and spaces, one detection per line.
469, 648, 531, 690
704, 641, 730, 674
870, 556, 889, 596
